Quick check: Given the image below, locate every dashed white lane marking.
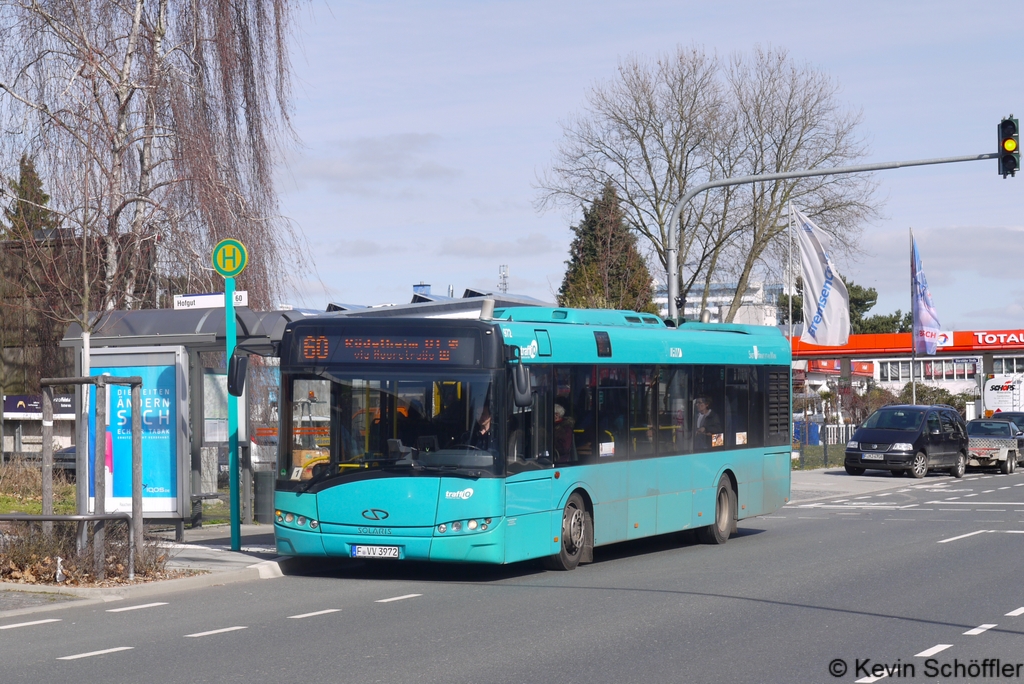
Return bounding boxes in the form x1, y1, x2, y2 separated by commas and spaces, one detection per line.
831, 499, 849, 503
964, 624, 997, 635
1006, 607, 1024, 617
945, 497, 961, 500
964, 494, 979, 498
107, 602, 168, 613
57, 646, 133, 660
184, 626, 247, 638
1015, 483, 1024, 487
999, 486, 1011, 490
0, 618, 61, 630
376, 594, 422, 603
927, 501, 1022, 505
854, 496, 872, 500
288, 609, 341, 619
855, 672, 888, 683
915, 644, 953, 657
876, 492, 894, 497
982, 490, 995, 494
938, 530, 988, 543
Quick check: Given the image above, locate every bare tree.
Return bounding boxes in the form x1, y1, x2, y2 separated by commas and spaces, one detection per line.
539, 45, 879, 321
0, 0, 303, 342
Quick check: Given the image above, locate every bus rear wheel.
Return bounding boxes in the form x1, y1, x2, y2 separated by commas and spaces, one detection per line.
543, 492, 587, 571
698, 475, 735, 545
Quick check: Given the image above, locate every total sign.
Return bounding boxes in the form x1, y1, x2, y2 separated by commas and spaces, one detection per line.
974, 331, 1024, 346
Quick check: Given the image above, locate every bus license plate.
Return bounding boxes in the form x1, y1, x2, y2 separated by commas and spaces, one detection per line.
351, 545, 399, 559
862, 453, 884, 461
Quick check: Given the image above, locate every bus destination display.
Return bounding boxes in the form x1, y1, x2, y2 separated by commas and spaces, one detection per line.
299, 334, 478, 365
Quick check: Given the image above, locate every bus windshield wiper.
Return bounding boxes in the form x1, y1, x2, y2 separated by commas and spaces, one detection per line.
298, 466, 337, 494
415, 464, 487, 478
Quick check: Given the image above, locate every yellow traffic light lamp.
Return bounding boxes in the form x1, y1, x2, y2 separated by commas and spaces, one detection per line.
998, 116, 1019, 178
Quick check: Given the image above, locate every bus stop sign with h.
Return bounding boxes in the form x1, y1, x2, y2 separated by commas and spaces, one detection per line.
213, 239, 248, 551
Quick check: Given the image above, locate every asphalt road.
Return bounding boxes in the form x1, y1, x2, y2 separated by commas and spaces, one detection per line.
4, 469, 1024, 683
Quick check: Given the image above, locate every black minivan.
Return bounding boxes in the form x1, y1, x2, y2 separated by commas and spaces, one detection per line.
844, 404, 969, 478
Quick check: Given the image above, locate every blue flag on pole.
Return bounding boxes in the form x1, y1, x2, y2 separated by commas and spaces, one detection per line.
911, 231, 941, 354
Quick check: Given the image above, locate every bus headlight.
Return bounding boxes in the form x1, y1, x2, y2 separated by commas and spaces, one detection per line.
297, 516, 307, 526
275, 510, 284, 523
437, 523, 447, 533
467, 519, 478, 530
309, 519, 319, 529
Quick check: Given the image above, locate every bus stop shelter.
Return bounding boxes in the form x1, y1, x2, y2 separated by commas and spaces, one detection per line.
60, 306, 309, 539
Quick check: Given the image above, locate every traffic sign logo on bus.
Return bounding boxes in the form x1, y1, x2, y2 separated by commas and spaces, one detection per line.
213, 239, 248, 278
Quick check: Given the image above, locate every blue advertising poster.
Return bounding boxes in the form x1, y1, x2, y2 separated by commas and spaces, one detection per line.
88, 363, 178, 514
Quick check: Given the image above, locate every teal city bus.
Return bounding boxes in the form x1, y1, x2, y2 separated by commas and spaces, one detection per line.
271, 307, 791, 570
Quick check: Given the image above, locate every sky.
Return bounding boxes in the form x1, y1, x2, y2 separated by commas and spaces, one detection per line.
275, 0, 1021, 331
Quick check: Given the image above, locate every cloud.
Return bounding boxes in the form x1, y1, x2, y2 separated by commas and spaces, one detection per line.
437, 232, 561, 259
281, 134, 460, 197
329, 239, 413, 258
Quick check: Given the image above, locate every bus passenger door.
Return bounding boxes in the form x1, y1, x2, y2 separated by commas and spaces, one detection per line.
505, 365, 555, 563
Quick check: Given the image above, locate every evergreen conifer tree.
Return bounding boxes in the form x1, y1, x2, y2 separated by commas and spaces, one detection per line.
3, 154, 59, 240
558, 183, 657, 313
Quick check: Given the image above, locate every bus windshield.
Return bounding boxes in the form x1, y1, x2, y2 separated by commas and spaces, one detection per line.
280, 370, 502, 486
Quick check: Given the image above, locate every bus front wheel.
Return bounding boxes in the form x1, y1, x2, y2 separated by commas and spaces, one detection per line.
543, 492, 588, 571
698, 475, 735, 545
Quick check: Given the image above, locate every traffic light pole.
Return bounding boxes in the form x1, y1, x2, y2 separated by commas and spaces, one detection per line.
665, 152, 999, 320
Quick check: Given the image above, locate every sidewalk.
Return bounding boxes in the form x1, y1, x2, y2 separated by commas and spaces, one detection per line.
0, 523, 288, 618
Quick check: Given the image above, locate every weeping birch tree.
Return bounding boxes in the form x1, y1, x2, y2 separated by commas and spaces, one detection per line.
538, 45, 879, 321
0, 0, 302, 337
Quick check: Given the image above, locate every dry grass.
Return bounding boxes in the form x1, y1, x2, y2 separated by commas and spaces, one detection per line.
0, 457, 76, 514
0, 458, 171, 585
0, 521, 172, 585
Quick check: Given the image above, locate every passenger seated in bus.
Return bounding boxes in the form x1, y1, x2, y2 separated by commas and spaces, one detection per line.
553, 403, 576, 462
694, 397, 722, 450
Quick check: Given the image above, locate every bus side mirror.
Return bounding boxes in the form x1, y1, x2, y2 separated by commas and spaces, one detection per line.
513, 361, 532, 408
228, 354, 248, 397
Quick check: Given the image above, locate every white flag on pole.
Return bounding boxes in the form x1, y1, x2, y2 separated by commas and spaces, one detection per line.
793, 208, 850, 346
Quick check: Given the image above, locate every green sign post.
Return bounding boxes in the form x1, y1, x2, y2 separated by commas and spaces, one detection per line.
213, 239, 248, 551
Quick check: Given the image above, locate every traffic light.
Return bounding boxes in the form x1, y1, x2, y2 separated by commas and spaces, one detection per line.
998, 116, 1019, 178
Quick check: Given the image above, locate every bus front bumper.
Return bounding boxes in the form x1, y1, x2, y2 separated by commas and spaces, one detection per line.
275, 522, 505, 564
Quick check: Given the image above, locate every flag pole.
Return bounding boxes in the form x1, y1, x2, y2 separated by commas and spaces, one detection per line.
788, 202, 793, 343
910, 227, 917, 405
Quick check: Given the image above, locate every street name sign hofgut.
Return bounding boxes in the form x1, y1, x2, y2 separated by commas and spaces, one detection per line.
213, 238, 247, 551
173, 291, 248, 310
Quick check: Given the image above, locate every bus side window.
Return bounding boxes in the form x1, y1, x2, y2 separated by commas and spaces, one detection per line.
725, 367, 750, 449
630, 366, 658, 458
692, 366, 726, 451
571, 365, 597, 464
598, 366, 628, 460
658, 366, 690, 455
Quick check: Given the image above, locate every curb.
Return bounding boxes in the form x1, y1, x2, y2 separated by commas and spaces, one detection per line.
0, 558, 294, 619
